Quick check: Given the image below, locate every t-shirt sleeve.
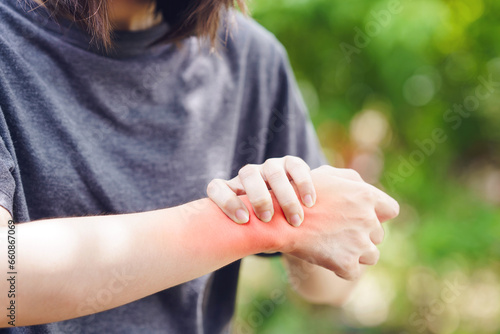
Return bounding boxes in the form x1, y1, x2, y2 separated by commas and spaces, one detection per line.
263, 43, 327, 169
0, 107, 16, 219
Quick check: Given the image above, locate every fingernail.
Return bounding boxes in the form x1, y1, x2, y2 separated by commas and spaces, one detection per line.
303, 194, 314, 207
290, 214, 302, 227
235, 209, 249, 224
260, 211, 272, 222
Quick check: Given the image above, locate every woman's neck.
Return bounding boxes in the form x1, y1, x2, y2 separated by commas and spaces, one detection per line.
108, 0, 163, 31
32, 0, 163, 31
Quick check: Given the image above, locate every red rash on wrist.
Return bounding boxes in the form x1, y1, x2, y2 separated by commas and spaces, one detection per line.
174, 195, 292, 263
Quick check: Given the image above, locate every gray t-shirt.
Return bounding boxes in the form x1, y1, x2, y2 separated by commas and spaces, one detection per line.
0, 0, 325, 333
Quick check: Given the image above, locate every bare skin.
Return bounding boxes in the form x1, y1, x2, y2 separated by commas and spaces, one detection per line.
107, 0, 163, 31
88, 0, 373, 305
32, 0, 162, 31
209, 158, 379, 305
26, 0, 397, 311
0, 165, 398, 327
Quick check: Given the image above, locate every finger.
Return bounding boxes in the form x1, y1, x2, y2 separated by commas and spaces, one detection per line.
334, 255, 361, 281
370, 224, 385, 245
206, 179, 249, 224
317, 166, 399, 222
284, 156, 316, 207
359, 244, 380, 266
225, 176, 245, 195
317, 166, 398, 221
238, 164, 274, 222
263, 159, 304, 227
368, 184, 400, 222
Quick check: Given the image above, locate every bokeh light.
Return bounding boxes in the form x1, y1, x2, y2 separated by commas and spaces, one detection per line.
234, 0, 500, 333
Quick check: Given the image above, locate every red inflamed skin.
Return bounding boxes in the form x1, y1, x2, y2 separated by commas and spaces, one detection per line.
3, 166, 397, 327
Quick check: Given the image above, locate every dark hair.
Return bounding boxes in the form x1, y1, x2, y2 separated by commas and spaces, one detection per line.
37, 0, 246, 50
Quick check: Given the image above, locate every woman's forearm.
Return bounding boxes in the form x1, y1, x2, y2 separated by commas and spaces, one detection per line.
0, 166, 399, 327
282, 254, 362, 306
2, 197, 285, 327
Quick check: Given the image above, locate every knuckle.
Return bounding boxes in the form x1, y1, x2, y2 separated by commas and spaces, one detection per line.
371, 234, 382, 246
238, 164, 258, 179
292, 175, 311, 189
346, 168, 362, 181
286, 155, 309, 170
335, 270, 351, 281
371, 247, 381, 264
263, 162, 285, 183
391, 200, 400, 218
221, 198, 238, 212
218, 200, 231, 212
359, 187, 376, 203
361, 247, 380, 266
372, 227, 385, 244
280, 199, 300, 212
360, 235, 374, 248
206, 179, 223, 196
354, 210, 378, 228
366, 212, 380, 227
338, 255, 356, 274
348, 270, 361, 281
263, 158, 280, 170
379, 233, 385, 244
266, 157, 281, 164
317, 165, 332, 173
251, 196, 273, 210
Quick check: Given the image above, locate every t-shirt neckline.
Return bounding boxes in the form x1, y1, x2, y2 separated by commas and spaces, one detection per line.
6, 0, 171, 59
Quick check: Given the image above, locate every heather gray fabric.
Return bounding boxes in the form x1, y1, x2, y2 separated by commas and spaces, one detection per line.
0, 0, 325, 333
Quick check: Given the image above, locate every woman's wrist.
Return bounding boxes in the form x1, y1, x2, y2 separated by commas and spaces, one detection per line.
171, 196, 289, 258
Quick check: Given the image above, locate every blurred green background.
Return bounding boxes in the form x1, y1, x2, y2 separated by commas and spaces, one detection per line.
233, 0, 500, 333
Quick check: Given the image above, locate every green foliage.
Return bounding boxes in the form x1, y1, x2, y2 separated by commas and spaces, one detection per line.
235, 0, 500, 333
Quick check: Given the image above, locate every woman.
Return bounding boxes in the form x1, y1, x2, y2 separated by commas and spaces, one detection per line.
0, 0, 398, 332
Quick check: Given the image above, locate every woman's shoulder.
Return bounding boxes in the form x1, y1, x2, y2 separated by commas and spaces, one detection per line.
218, 11, 288, 66
0, 0, 46, 55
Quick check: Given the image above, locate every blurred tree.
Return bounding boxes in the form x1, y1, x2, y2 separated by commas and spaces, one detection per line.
234, 0, 500, 333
